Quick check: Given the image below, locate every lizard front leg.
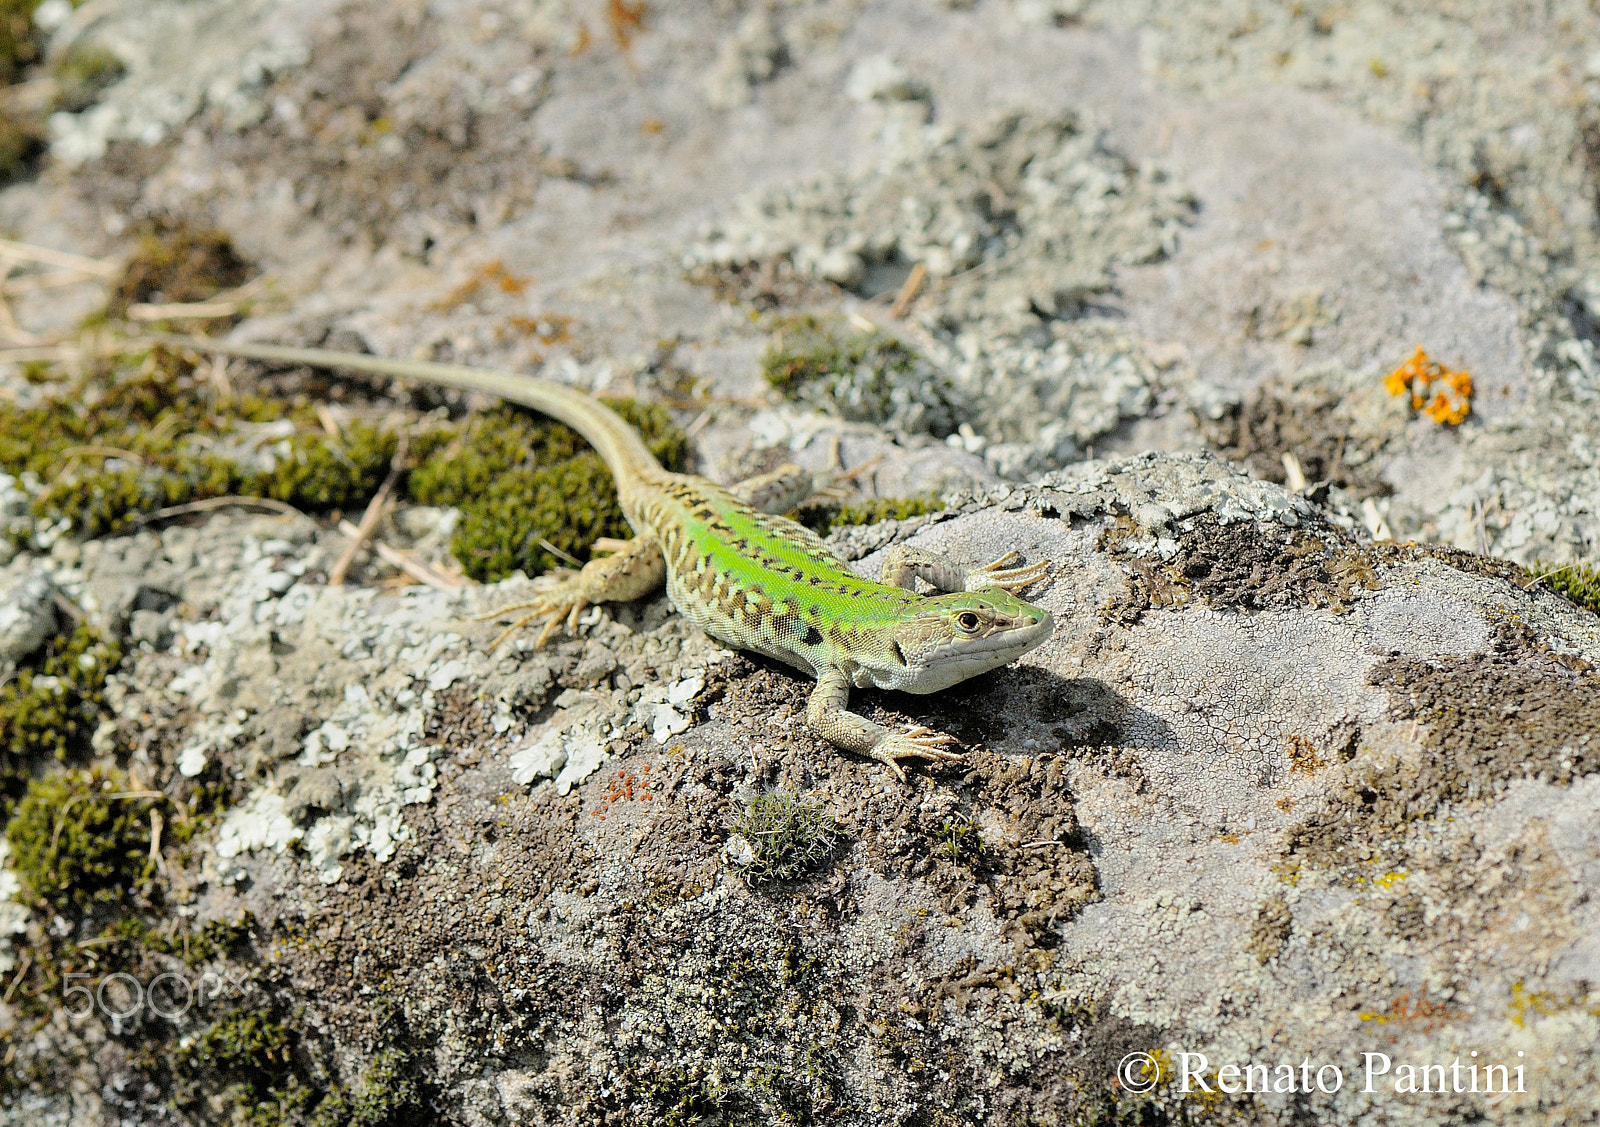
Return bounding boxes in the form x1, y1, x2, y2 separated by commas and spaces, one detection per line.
805, 667, 963, 781
728, 464, 816, 514
880, 545, 1049, 595
479, 534, 665, 650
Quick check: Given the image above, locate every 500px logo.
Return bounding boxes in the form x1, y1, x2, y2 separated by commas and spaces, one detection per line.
62, 970, 245, 1022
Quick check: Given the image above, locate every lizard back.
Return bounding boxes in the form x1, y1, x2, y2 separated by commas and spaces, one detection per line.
632, 475, 923, 675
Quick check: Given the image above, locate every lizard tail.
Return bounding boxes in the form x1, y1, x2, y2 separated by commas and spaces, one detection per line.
140, 333, 667, 489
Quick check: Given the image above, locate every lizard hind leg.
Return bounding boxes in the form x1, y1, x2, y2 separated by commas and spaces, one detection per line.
880, 544, 1051, 595
475, 534, 666, 651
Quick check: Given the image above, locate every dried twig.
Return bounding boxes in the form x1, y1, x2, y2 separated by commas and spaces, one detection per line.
140, 495, 304, 524
2, 952, 32, 1005
328, 433, 410, 586
0, 237, 118, 278
336, 519, 467, 590
889, 262, 927, 318
126, 300, 242, 321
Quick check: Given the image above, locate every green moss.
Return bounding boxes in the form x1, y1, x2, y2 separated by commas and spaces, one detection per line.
4, 765, 158, 914
174, 1010, 318, 1124
800, 494, 944, 535
107, 911, 256, 966
106, 219, 253, 319
760, 313, 960, 436
623, 1062, 735, 1127
7, 345, 689, 590
51, 41, 125, 114
0, 0, 41, 87
170, 1010, 430, 1127
0, 622, 121, 796
328, 1047, 430, 1127
409, 401, 687, 582
0, 349, 413, 538
254, 421, 398, 509
1533, 559, 1600, 615
731, 791, 838, 885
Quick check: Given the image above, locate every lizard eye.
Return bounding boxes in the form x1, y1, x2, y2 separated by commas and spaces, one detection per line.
956, 611, 981, 632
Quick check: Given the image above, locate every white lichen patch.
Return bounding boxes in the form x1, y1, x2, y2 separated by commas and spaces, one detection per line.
686, 110, 1196, 477
0, 839, 30, 975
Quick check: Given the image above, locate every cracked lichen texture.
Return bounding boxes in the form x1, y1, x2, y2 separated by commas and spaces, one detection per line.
6, 451, 1600, 1126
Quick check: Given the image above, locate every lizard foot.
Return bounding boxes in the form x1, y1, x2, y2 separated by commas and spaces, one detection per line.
475, 577, 591, 651
973, 550, 1051, 593
870, 724, 964, 782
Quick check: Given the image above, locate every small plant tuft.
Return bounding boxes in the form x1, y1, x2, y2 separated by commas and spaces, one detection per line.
731, 791, 838, 885
934, 814, 984, 867
1532, 559, 1600, 616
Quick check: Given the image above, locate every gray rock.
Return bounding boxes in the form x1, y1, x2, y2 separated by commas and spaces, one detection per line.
0, 569, 56, 670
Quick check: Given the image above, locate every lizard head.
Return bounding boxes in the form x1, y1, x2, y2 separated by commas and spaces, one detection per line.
867, 589, 1053, 694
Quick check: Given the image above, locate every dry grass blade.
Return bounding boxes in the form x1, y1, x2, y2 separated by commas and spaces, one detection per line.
0, 237, 118, 278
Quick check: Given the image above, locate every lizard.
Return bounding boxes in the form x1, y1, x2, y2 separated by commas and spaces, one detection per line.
147, 333, 1055, 778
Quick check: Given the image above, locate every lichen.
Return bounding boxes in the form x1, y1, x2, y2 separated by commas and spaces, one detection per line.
760, 312, 960, 436
731, 790, 838, 884
1383, 345, 1472, 425
4, 765, 159, 914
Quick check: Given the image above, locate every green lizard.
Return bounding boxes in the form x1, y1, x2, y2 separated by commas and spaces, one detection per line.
150, 334, 1054, 778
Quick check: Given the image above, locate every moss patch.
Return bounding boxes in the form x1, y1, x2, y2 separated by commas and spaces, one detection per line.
51, 41, 126, 114
167, 1008, 433, 1127
0, 348, 401, 538
106, 219, 253, 319
0, 0, 42, 86
408, 401, 687, 581
800, 494, 944, 535
1102, 512, 1380, 624
5, 765, 159, 914
0, 622, 121, 802
761, 312, 960, 436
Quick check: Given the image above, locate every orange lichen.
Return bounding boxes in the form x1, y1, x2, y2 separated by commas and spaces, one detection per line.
1358, 991, 1462, 1029
589, 765, 656, 819
430, 260, 530, 310
507, 314, 575, 345
1385, 346, 1472, 425
606, 0, 647, 49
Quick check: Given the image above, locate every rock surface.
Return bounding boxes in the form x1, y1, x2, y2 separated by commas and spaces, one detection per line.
1, 2, 1599, 1126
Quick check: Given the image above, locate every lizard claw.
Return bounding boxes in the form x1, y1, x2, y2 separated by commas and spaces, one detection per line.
475, 580, 591, 652
871, 724, 964, 781
974, 551, 1051, 593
